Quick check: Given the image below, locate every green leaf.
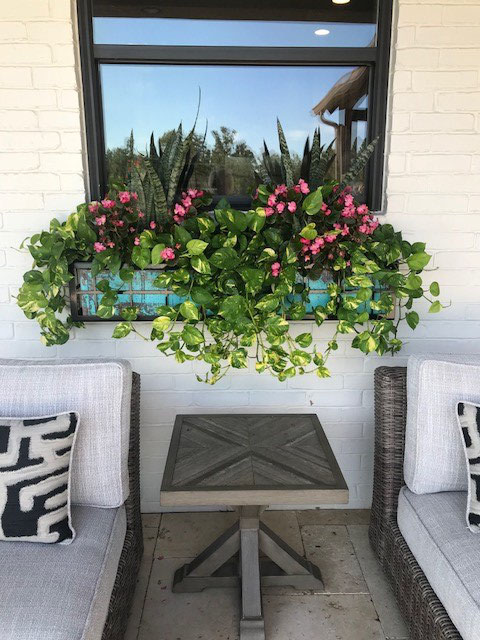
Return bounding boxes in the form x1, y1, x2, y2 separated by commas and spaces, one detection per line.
302, 187, 323, 215
209, 247, 239, 270
238, 267, 264, 294
346, 275, 374, 288
314, 305, 328, 325
295, 333, 313, 348
121, 306, 138, 321
132, 246, 150, 270
405, 273, 422, 290
191, 254, 212, 274
288, 302, 306, 320
112, 322, 132, 338
174, 224, 193, 246
429, 300, 442, 313
139, 230, 156, 249
223, 209, 248, 234
182, 325, 205, 346
153, 272, 172, 289
197, 216, 216, 234
407, 251, 431, 271
219, 295, 247, 321
119, 266, 134, 283
186, 239, 208, 255
230, 348, 248, 369
290, 350, 311, 367
249, 207, 266, 232
191, 286, 214, 307
430, 281, 440, 296
300, 224, 317, 240
265, 316, 289, 336
406, 311, 419, 329
153, 316, 171, 331
23, 270, 44, 285
255, 294, 280, 312
179, 300, 199, 321
151, 243, 166, 265
96, 304, 114, 319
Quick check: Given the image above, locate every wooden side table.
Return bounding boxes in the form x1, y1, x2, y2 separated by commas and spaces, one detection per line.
160, 414, 348, 640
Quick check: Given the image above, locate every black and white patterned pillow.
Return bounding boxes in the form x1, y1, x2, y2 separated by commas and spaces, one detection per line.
457, 402, 480, 532
0, 412, 79, 544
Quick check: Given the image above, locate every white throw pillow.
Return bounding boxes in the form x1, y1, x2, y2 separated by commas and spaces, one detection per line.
404, 355, 480, 494
457, 402, 480, 532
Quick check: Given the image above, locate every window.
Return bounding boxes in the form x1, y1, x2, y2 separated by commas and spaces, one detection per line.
78, 0, 393, 210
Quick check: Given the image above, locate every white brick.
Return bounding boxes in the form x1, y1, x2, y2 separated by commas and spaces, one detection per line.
27, 21, 73, 43
412, 113, 475, 132
38, 110, 80, 130
2, 193, 44, 210
0, 88, 56, 109
436, 91, 480, 112
439, 49, 480, 69
399, 5, 443, 25
0, 131, 59, 151
308, 390, 362, 407
416, 26, 480, 46
0, 22, 28, 41
407, 193, 469, 213
51, 43, 75, 65
0, 44, 51, 64
392, 92, 434, 112
0, 0, 49, 19
60, 173, 85, 191
0, 172, 60, 191
0, 110, 38, 130
58, 89, 80, 109
43, 191, 85, 210
410, 154, 471, 173
389, 134, 431, 152
412, 71, 478, 91
395, 49, 439, 70
39, 152, 83, 172
48, 1, 73, 20
33, 66, 77, 88
443, 6, 480, 25
392, 70, 412, 92
249, 391, 306, 407
431, 134, 480, 153
0, 67, 32, 87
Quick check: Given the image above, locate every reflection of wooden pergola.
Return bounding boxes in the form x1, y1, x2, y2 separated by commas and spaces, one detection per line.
312, 67, 369, 179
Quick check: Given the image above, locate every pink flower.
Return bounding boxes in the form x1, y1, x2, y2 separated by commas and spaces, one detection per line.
107, 241, 115, 248
138, 212, 144, 219
175, 243, 181, 249
271, 262, 281, 277
174, 203, 186, 217
101, 199, 116, 209
300, 238, 311, 245
357, 204, 368, 215
182, 196, 192, 209
321, 202, 332, 216
344, 194, 354, 207
131, 192, 138, 200
328, 253, 334, 260
113, 219, 124, 227
95, 215, 106, 226
304, 255, 311, 262
341, 205, 356, 219
150, 221, 156, 229
325, 235, 336, 243
298, 179, 310, 194
88, 202, 99, 214
276, 202, 286, 213
287, 201, 297, 213
265, 207, 275, 217
161, 247, 175, 261
94, 242, 106, 253
274, 184, 288, 196
129, 226, 135, 233
118, 191, 130, 204
267, 194, 277, 207
134, 237, 140, 246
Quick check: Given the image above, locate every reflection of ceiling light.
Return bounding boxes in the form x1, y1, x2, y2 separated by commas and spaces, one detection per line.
315, 28, 330, 36
332, 0, 351, 4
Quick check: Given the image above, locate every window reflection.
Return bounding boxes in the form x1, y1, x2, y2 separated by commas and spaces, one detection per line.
101, 64, 369, 199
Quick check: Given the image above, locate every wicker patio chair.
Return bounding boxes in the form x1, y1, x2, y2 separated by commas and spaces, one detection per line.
102, 371, 143, 640
369, 366, 462, 640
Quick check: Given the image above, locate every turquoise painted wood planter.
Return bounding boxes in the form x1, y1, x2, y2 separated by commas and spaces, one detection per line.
70, 262, 385, 322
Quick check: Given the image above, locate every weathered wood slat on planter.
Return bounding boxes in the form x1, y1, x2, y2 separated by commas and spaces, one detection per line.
69, 261, 385, 322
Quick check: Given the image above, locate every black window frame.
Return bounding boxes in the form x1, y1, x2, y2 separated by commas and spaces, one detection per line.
77, 0, 393, 212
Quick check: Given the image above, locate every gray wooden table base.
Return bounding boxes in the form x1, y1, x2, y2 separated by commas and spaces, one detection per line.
162, 414, 347, 640
173, 506, 323, 640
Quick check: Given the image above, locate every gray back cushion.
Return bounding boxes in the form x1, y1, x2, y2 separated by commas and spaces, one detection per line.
0, 359, 132, 507
405, 354, 480, 494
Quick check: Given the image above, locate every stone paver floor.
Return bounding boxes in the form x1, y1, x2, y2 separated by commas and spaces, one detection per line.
125, 510, 409, 640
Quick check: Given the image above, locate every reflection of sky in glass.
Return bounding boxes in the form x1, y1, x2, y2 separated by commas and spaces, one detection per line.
94, 18, 376, 48
100, 64, 367, 157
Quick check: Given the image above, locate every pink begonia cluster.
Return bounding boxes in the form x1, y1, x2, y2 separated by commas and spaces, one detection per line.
260, 179, 309, 217
173, 188, 204, 223
89, 191, 142, 253
271, 262, 281, 277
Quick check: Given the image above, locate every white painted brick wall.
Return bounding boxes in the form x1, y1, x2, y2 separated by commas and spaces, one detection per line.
0, 0, 479, 512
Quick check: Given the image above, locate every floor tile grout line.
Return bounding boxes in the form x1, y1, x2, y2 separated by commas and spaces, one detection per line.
135, 515, 163, 640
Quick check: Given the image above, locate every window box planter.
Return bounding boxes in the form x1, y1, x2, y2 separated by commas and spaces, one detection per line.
69, 261, 388, 322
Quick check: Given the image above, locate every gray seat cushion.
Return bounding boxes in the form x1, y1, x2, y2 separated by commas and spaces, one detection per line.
398, 487, 480, 640
0, 505, 126, 640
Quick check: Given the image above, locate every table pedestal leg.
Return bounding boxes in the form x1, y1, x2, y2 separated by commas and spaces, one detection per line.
171, 506, 324, 639
239, 507, 265, 640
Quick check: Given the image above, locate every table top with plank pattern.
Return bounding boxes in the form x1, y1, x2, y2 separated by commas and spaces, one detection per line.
160, 414, 348, 507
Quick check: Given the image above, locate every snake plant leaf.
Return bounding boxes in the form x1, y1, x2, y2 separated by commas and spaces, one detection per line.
309, 128, 322, 189
341, 138, 378, 188
143, 157, 169, 224
277, 119, 294, 186
167, 136, 187, 208
149, 133, 161, 173
128, 164, 146, 212
299, 135, 311, 182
